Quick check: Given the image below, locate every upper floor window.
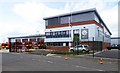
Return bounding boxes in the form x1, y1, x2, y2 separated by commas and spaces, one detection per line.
45, 30, 71, 38
60, 16, 71, 24
73, 29, 79, 34
45, 20, 48, 26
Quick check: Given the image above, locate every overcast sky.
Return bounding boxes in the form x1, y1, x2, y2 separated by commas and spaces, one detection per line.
0, 0, 119, 43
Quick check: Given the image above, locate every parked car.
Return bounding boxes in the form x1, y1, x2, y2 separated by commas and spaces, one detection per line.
69, 45, 90, 52
107, 44, 120, 50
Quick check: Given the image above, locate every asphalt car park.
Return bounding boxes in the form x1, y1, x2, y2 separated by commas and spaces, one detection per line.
1, 52, 118, 71
94, 49, 120, 59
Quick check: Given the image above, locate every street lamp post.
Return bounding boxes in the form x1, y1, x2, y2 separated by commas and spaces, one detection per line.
69, 17, 71, 48
93, 37, 95, 58
68, 2, 72, 49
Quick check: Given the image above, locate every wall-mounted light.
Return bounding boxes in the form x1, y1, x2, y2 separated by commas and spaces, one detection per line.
97, 27, 99, 30
97, 27, 99, 37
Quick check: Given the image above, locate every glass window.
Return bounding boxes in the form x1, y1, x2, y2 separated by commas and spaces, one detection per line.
60, 43, 63, 46
50, 32, 53, 35
66, 42, 69, 46
58, 31, 60, 35
45, 20, 48, 26
66, 30, 69, 35
84, 45, 88, 48
45, 32, 50, 38
53, 32, 55, 38
53, 32, 55, 35
60, 16, 70, 24
48, 17, 59, 26
58, 31, 60, 38
74, 29, 79, 34
50, 32, 53, 38
78, 45, 82, 47
56, 43, 59, 46
22, 39, 28, 42
63, 31, 66, 34
69, 30, 71, 34
46, 31, 72, 38
56, 32, 58, 38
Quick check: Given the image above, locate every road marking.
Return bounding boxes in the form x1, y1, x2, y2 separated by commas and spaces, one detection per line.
97, 69, 104, 71
75, 65, 104, 71
49, 56, 62, 58
10, 53, 21, 54
75, 65, 80, 67
47, 61, 53, 63
54, 56, 62, 58
32, 59, 35, 60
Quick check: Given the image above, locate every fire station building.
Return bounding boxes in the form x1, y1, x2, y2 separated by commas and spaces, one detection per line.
8, 35, 45, 52
44, 8, 112, 51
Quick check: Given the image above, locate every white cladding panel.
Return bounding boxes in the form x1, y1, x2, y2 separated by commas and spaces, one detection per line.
45, 38, 72, 42
104, 27, 111, 43
95, 25, 103, 41
45, 24, 99, 42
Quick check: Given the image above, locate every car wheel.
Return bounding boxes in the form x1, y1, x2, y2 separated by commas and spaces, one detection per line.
86, 50, 89, 54
82, 50, 86, 52
70, 49, 74, 52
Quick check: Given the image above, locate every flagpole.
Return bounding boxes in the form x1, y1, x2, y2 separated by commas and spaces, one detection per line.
69, 2, 72, 48
69, 16, 71, 48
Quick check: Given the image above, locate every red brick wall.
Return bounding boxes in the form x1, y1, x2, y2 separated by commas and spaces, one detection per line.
79, 42, 100, 51
72, 41, 108, 51
46, 42, 110, 51
103, 42, 110, 50
46, 46, 69, 51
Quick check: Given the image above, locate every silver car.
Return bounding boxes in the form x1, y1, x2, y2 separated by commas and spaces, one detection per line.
69, 45, 90, 52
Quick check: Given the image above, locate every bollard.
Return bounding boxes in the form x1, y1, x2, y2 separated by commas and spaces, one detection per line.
100, 58, 103, 64
64, 55, 68, 60
20, 48, 22, 53
109, 59, 113, 64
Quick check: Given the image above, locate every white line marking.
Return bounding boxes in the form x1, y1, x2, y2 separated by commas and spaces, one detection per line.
97, 70, 104, 71
32, 59, 35, 60
75, 65, 104, 71
75, 65, 80, 67
47, 61, 53, 63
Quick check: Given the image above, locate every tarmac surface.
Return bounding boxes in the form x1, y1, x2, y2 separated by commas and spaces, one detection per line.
1, 52, 118, 72
94, 49, 120, 59
0, 49, 119, 73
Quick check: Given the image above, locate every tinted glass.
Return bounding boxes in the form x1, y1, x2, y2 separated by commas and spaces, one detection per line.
84, 45, 88, 47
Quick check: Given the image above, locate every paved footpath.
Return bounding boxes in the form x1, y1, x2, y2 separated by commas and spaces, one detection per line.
0, 49, 9, 53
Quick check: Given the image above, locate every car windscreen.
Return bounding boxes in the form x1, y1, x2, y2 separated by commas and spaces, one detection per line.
77, 45, 82, 47
84, 45, 88, 47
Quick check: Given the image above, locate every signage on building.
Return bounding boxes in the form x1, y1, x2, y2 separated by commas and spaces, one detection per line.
81, 29, 88, 39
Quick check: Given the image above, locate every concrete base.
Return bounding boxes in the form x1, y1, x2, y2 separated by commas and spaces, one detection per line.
0, 49, 9, 53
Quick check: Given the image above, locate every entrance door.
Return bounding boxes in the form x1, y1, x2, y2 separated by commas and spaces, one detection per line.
73, 34, 79, 46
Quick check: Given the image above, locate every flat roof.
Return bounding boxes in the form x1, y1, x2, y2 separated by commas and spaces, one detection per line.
43, 8, 112, 35
8, 34, 45, 39
43, 8, 96, 20
111, 37, 120, 39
